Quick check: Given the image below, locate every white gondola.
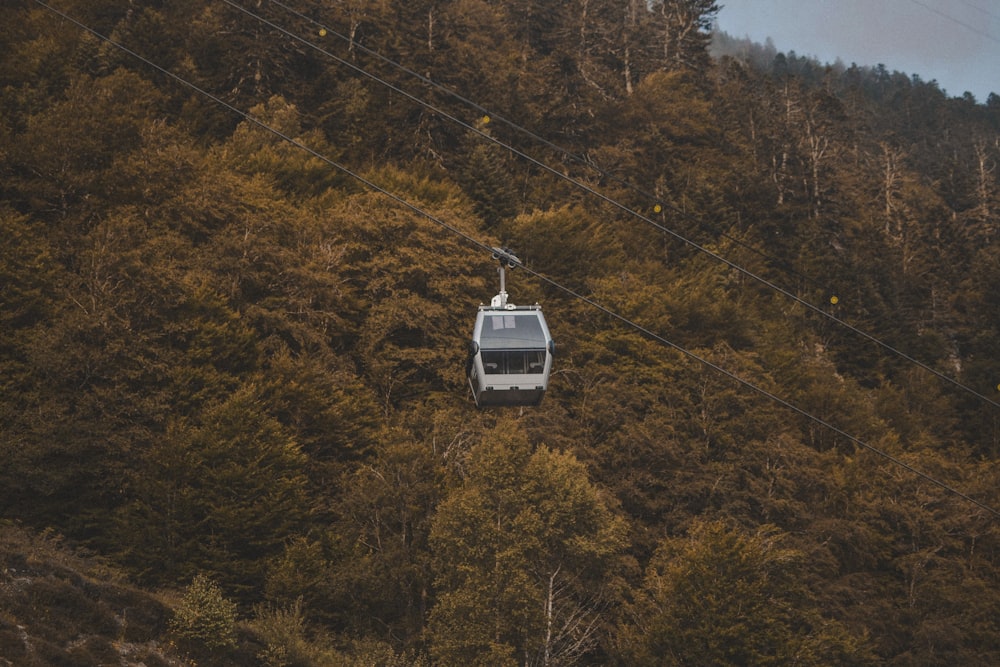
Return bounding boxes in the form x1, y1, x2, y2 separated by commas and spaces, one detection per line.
467, 249, 554, 408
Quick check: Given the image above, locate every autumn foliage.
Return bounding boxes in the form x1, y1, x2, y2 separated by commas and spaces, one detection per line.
2, 0, 1000, 664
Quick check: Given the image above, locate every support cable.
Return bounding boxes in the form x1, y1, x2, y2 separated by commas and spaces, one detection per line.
262, 0, 824, 291
225, 0, 1000, 413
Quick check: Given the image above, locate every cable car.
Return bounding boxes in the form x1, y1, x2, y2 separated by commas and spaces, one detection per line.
467, 249, 554, 408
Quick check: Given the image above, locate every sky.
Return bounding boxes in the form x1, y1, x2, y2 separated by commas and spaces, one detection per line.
713, 0, 1000, 102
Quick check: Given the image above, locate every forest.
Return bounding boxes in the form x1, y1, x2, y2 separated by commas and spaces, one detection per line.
2, 0, 1000, 664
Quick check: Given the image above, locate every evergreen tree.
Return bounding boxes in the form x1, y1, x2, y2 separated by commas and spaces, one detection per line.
116, 384, 312, 598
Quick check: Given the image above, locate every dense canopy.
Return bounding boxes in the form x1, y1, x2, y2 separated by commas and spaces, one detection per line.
2, 0, 1000, 664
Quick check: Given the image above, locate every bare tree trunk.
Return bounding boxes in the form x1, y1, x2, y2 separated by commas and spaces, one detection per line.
427, 7, 435, 51
543, 565, 561, 666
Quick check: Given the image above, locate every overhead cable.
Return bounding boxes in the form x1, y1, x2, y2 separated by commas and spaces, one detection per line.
908, 0, 1000, 45
226, 0, 1000, 413
262, 0, 827, 293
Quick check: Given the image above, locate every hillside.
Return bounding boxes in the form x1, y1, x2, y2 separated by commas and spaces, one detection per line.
0, 524, 180, 666
3, 0, 1000, 664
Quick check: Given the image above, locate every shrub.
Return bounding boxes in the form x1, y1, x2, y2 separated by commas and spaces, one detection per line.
168, 573, 238, 652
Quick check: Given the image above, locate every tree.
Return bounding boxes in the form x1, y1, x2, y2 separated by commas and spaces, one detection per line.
116, 384, 313, 597
620, 519, 872, 665
309, 432, 444, 642
428, 421, 627, 665
0, 208, 63, 527
332, 170, 492, 411
651, 0, 720, 73
6, 69, 162, 218
169, 573, 238, 653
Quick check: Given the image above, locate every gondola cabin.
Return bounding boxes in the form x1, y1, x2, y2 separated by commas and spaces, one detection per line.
467, 303, 554, 408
